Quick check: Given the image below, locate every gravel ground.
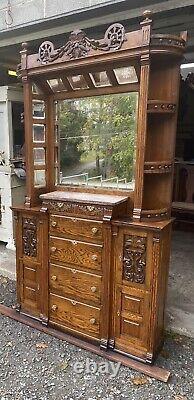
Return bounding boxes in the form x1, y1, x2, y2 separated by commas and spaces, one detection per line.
0, 275, 16, 307
0, 276, 193, 400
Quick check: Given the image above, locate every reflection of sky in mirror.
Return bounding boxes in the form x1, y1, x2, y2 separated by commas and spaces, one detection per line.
57, 92, 138, 190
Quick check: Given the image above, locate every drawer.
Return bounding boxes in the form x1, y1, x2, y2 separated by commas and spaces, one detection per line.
49, 293, 100, 338
50, 215, 103, 241
50, 237, 102, 271
50, 264, 101, 304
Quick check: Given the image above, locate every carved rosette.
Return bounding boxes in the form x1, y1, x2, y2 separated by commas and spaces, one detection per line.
123, 235, 147, 284
22, 218, 37, 257
38, 23, 126, 64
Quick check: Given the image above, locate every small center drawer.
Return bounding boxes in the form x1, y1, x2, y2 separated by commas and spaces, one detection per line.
49, 293, 100, 338
50, 215, 103, 241
49, 264, 102, 304
50, 236, 102, 271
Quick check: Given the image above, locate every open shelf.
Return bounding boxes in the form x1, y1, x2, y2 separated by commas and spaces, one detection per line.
145, 114, 177, 162
142, 174, 172, 214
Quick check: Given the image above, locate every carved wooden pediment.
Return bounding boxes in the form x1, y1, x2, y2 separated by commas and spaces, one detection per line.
38, 23, 126, 64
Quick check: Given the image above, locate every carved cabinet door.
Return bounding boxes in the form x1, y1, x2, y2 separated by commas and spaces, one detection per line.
16, 211, 48, 322
112, 227, 152, 360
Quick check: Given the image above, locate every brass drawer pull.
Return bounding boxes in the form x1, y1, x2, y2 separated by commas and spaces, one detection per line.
71, 300, 77, 306
51, 304, 58, 311
90, 318, 96, 325
91, 227, 98, 235
51, 246, 57, 253
51, 221, 57, 227
71, 269, 77, 274
51, 275, 57, 281
91, 254, 98, 261
91, 286, 97, 293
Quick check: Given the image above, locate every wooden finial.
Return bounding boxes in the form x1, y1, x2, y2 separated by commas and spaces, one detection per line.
21, 42, 28, 51
143, 10, 152, 20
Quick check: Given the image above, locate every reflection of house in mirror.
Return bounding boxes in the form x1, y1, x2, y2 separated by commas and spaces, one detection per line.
0, 85, 25, 249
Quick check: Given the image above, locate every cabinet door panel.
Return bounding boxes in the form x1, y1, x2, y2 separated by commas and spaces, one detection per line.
114, 286, 150, 351
21, 262, 40, 317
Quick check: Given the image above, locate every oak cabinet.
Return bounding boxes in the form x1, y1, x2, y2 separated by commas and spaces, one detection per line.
12, 12, 186, 365
111, 222, 171, 362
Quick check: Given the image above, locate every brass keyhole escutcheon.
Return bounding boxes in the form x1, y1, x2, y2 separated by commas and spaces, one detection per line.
72, 240, 77, 246
91, 286, 97, 293
91, 227, 98, 235
51, 304, 58, 311
71, 300, 77, 306
51, 221, 57, 227
51, 275, 57, 281
51, 246, 57, 253
91, 254, 97, 261
90, 318, 96, 325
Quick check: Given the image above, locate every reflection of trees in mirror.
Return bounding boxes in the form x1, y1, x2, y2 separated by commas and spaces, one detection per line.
58, 93, 138, 188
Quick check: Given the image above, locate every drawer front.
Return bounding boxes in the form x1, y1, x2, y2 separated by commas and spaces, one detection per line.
50, 237, 102, 271
50, 264, 102, 304
49, 293, 100, 338
50, 215, 103, 241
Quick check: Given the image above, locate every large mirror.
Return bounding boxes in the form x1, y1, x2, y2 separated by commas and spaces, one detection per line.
57, 92, 138, 190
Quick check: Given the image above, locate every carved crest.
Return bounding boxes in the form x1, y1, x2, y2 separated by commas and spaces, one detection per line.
38, 23, 126, 64
123, 235, 146, 284
23, 218, 37, 257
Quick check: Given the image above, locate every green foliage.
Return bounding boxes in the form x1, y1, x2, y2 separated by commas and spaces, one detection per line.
59, 101, 87, 166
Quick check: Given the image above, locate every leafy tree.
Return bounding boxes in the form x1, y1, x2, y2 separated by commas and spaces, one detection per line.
59, 100, 87, 167
58, 92, 138, 184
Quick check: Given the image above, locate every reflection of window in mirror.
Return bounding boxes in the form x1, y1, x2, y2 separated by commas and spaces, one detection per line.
57, 92, 138, 190
33, 124, 45, 142
32, 100, 45, 119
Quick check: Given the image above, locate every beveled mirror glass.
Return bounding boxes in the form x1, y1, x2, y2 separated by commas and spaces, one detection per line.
57, 92, 138, 190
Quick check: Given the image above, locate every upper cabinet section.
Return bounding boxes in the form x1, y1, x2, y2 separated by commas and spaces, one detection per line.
18, 14, 186, 82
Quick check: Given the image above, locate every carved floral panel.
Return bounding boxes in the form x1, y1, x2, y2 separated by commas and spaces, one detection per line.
22, 218, 37, 258
123, 234, 147, 284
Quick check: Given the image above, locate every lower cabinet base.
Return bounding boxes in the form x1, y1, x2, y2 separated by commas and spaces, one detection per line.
12, 202, 172, 376
0, 303, 170, 383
